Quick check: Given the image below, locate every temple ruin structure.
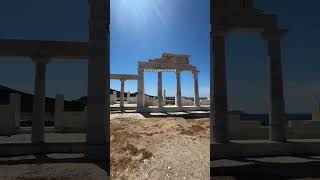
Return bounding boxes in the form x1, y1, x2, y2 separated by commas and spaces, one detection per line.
137, 53, 200, 108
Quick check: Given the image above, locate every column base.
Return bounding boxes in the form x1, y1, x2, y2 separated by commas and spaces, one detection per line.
269, 124, 287, 142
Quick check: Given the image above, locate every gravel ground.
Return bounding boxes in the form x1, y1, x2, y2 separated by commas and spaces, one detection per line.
110, 113, 210, 180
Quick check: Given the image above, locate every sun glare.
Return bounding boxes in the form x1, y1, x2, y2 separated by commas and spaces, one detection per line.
113, 0, 167, 30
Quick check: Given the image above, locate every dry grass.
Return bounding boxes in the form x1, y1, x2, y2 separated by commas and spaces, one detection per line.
110, 116, 209, 179
111, 122, 154, 178
176, 122, 207, 136
121, 143, 153, 159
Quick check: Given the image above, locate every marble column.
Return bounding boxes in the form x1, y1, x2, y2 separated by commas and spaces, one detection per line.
31, 56, 50, 144
137, 65, 145, 107
87, 0, 109, 161
175, 70, 182, 107
120, 79, 125, 108
193, 70, 200, 107
212, 34, 229, 143
158, 72, 163, 107
263, 31, 287, 142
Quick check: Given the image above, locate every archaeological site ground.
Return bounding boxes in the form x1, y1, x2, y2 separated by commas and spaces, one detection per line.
0, 0, 320, 179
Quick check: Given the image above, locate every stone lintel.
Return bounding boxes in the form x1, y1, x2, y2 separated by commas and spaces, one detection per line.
110, 74, 138, 80
161, 53, 190, 59
0, 39, 88, 59
139, 61, 195, 71
213, 8, 280, 34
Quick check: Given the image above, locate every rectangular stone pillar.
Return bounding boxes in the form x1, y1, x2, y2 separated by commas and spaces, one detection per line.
10, 93, 21, 129
137, 65, 145, 107
127, 91, 130, 99
158, 72, 163, 107
55, 94, 64, 114
175, 70, 182, 107
193, 70, 200, 107
87, 0, 109, 162
32, 58, 48, 144
212, 35, 229, 143
267, 39, 287, 142
120, 80, 125, 108
54, 94, 64, 129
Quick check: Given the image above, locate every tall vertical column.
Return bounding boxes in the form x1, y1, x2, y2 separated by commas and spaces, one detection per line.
193, 70, 200, 107
10, 93, 21, 129
263, 30, 287, 142
87, 0, 109, 162
31, 56, 49, 144
54, 94, 64, 130
175, 70, 182, 107
120, 79, 125, 108
137, 64, 145, 107
158, 72, 163, 107
212, 34, 229, 143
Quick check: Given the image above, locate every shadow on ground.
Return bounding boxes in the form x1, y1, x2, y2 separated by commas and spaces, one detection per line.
0, 154, 109, 176
211, 156, 320, 179
140, 111, 210, 119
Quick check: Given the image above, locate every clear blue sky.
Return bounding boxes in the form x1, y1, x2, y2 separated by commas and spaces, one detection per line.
110, 0, 210, 99
0, 0, 319, 113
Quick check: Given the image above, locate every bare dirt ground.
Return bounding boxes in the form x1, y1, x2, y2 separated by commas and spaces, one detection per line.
110, 113, 210, 180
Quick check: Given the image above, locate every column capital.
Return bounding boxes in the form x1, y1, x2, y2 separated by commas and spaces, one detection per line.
192, 69, 199, 76
261, 29, 288, 40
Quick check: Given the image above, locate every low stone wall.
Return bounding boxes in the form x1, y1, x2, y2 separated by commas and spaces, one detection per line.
127, 97, 137, 104
0, 93, 20, 136
145, 96, 158, 106
225, 112, 320, 140
110, 92, 116, 105
211, 140, 320, 160
54, 94, 87, 133
181, 97, 194, 106
289, 120, 320, 138
228, 113, 268, 139
20, 112, 54, 123
200, 99, 210, 105
312, 104, 320, 120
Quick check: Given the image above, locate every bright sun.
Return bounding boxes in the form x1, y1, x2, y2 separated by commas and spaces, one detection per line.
113, 0, 166, 28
